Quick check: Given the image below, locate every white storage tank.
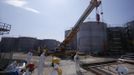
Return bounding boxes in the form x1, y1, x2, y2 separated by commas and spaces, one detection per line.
77, 21, 107, 54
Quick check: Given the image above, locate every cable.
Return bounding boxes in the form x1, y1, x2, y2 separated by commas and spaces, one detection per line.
100, 1, 104, 22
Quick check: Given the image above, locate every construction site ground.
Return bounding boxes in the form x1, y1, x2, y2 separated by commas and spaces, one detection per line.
12, 53, 134, 75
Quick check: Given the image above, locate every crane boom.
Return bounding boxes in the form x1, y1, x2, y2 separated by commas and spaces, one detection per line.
58, 0, 101, 50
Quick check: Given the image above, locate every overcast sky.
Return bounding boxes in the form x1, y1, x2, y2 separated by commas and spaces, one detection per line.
0, 0, 134, 41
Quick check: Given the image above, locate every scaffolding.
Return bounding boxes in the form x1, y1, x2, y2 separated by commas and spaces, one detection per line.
0, 22, 11, 35
107, 27, 125, 55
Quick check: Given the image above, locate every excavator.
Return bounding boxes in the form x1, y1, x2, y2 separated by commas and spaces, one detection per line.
52, 0, 102, 57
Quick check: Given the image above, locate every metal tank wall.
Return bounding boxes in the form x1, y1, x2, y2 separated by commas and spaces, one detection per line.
0, 37, 17, 52
77, 21, 107, 54
0, 37, 16, 62
17, 37, 37, 51
40, 39, 60, 50
65, 30, 77, 50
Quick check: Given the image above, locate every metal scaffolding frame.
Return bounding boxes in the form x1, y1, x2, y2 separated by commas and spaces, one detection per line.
0, 22, 11, 35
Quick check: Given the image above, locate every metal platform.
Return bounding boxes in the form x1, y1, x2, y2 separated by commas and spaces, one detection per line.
0, 22, 11, 35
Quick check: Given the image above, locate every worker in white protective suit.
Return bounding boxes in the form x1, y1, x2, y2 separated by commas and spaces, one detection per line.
26, 51, 33, 64
51, 57, 62, 75
23, 68, 31, 75
74, 52, 80, 72
37, 52, 45, 75
16, 62, 26, 75
5, 61, 19, 75
116, 61, 128, 75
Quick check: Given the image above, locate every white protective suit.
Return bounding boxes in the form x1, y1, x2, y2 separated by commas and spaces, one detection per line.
5, 61, 18, 72
23, 69, 31, 75
26, 51, 33, 64
37, 52, 45, 75
116, 64, 128, 75
51, 63, 59, 75
74, 53, 80, 72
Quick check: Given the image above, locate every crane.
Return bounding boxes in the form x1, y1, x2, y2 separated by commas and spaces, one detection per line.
56, 0, 102, 51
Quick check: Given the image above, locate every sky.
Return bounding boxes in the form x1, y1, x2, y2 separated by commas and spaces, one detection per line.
0, 0, 134, 42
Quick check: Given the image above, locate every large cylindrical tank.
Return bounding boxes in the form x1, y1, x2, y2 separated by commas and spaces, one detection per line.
65, 30, 77, 50
77, 21, 107, 54
40, 39, 60, 50
18, 37, 37, 51
0, 37, 15, 63
0, 37, 17, 52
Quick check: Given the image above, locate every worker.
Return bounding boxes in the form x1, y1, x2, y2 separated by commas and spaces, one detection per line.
51, 55, 54, 67
23, 68, 31, 75
16, 61, 26, 75
51, 57, 62, 75
5, 61, 19, 75
26, 62, 35, 73
116, 61, 128, 75
37, 52, 46, 75
74, 52, 80, 72
26, 50, 33, 64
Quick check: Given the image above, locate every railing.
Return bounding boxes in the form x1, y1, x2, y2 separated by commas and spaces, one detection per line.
0, 22, 11, 35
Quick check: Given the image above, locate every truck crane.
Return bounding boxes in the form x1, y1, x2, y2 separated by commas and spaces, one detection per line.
58, 0, 101, 49
53, 0, 101, 56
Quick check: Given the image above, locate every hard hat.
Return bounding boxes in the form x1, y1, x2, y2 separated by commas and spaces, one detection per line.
52, 57, 60, 64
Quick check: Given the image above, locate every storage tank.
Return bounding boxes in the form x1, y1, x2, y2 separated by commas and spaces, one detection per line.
65, 30, 77, 50
18, 37, 37, 51
77, 21, 107, 54
0, 37, 16, 65
40, 39, 60, 50
0, 37, 17, 52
